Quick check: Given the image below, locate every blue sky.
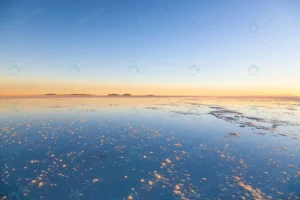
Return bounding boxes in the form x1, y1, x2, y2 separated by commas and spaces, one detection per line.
0, 0, 300, 95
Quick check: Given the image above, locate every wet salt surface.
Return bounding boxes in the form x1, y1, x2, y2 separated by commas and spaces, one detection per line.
0, 98, 300, 200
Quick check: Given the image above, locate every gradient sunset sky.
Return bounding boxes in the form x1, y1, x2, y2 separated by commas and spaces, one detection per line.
0, 0, 299, 96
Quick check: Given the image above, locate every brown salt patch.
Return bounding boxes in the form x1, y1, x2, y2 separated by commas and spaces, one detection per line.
229, 132, 240, 137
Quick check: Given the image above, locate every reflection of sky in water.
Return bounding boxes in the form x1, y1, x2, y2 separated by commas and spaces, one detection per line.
0, 98, 299, 199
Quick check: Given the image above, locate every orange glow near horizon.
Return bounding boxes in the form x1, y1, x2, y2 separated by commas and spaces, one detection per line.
1, 78, 299, 97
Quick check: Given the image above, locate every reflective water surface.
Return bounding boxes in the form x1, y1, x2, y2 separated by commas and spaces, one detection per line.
0, 97, 299, 200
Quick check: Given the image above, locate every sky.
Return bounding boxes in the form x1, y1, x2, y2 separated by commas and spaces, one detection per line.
0, 0, 299, 96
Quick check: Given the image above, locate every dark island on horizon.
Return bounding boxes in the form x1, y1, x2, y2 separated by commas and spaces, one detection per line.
107, 94, 119, 96
43, 93, 92, 96
41, 93, 155, 97
108, 93, 133, 96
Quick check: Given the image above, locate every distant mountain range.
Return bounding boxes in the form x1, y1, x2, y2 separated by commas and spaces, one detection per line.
108, 94, 132, 96
12, 94, 297, 100
42, 93, 155, 97
43, 93, 92, 96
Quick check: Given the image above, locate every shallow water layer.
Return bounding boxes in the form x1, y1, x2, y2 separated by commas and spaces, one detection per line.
0, 97, 300, 200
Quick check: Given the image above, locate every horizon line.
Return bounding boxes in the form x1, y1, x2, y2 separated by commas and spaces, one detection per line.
0, 93, 299, 99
